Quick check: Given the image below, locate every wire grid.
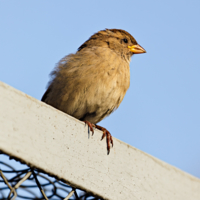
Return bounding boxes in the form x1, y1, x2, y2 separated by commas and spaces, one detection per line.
0, 154, 103, 200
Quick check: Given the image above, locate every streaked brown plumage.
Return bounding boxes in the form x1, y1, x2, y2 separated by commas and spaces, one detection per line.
42, 29, 146, 154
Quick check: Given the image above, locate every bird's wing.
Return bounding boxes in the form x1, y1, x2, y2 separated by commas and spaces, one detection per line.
41, 88, 51, 102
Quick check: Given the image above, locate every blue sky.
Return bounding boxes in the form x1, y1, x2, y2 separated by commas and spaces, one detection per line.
0, 0, 200, 178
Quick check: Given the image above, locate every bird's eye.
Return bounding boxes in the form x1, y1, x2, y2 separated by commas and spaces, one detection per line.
123, 38, 128, 43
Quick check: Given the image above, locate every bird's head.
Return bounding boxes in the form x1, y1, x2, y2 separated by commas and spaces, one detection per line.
78, 29, 146, 63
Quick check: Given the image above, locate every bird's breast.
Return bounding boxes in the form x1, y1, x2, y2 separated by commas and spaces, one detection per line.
53, 48, 131, 123
82, 49, 130, 122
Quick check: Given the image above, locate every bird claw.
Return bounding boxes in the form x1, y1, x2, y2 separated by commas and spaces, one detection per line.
84, 121, 113, 154
95, 125, 113, 155
84, 121, 95, 139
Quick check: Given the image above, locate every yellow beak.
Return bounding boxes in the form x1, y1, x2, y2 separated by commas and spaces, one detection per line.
128, 44, 146, 54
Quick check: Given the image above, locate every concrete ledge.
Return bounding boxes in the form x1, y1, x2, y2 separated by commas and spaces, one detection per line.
0, 81, 200, 200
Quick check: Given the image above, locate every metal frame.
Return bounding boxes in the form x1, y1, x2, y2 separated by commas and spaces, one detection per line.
0, 155, 102, 200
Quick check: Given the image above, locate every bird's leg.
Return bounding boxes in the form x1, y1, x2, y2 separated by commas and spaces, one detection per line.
84, 121, 95, 136
84, 121, 113, 154
95, 125, 114, 155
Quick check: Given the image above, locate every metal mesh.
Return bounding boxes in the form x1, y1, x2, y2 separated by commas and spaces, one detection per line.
0, 154, 103, 200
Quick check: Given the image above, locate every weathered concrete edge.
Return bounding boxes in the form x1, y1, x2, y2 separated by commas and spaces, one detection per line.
0, 81, 200, 200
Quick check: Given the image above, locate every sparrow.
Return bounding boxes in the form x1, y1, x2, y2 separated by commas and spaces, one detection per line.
41, 29, 146, 154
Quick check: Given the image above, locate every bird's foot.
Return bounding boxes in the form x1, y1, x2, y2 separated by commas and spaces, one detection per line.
84, 121, 113, 154
95, 125, 113, 155
84, 121, 95, 136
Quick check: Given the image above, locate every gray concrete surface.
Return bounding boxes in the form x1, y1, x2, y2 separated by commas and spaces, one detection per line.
0, 81, 200, 200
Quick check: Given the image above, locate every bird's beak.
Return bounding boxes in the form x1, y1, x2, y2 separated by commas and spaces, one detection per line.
128, 44, 146, 54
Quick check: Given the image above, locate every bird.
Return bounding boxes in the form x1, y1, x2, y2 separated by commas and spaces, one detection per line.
41, 29, 146, 154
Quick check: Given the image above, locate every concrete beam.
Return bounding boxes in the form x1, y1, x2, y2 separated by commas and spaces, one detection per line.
0, 81, 200, 200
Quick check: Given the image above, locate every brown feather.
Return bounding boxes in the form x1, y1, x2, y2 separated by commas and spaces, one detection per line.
42, 29, 141, 124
